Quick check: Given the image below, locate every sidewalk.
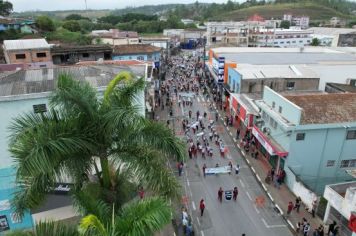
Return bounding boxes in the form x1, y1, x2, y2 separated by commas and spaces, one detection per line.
213, 101, 325, 234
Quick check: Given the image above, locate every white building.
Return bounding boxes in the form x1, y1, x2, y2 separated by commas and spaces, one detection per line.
310, 27, 356, 47
272, 28, 313, 47
283, 14, 309, 29
181, 19, 194, 25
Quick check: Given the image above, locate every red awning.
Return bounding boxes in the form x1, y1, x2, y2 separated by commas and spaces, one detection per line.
252, 125, 288, 157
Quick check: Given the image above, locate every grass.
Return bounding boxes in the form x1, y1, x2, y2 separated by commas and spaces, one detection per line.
213, 2, 354, 21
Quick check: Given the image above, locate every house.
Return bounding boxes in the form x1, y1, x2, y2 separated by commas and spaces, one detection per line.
254, 86, 356, 196
325, 80, 356, 93
0, 64, 148, 232
112, 44, 161, 62
283, 14, 309, 29
323, 181, 356, 236
3, 38, 53, 68
0, 18, 36, 33
139, 37, 170, 49
330, 17, 346, 27
51, 44, 112, 65
91, 29, 139, 45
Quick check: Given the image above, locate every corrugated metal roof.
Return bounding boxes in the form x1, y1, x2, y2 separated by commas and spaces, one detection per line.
3, 38, 50, 51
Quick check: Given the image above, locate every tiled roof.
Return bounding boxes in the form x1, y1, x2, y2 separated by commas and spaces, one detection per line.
51, 45, 112, 54
284, 93, 356, 124
113, 44, 161, 55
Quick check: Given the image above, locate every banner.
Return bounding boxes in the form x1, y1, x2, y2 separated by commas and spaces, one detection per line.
218, 57, 225, 84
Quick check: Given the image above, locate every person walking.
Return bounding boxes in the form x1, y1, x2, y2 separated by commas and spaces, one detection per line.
287, 201, 294, 216
294, 196, 302, 213
233, 187, 238, 201
178, 162, 183, 176
202, 163, 207, 177
311, 200, 317, 218
236, 128, 240, 140
235, 164, 240, 175
328, 221, 336, 235
218, 187, 223, 203
199, 199, 205, 216
303, 223, 310, 236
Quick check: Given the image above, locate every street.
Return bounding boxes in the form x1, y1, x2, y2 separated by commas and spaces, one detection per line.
158, 53, 294, 236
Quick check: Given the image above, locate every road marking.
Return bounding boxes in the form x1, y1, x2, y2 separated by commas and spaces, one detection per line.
246, 191, 253, 201
192, 201, 196, 210
267, 193, 274, 202
187, 179, 190, 187
241, 150, 246, 156
275, 204, 284, 215
261, 183, 267, 191
251, 167, 256, 174
233, 138, 237, 142
226, 127, 230, 131
254, 205, 260, 214
239, 179, 245, 188
196, 217, 201, 226
261, 218, 286, 228
218, 113, 222, 118
197, 97, 200, 102
201, 231, 205, 236
229, 131, 233, 136
246, 159, 250, 164
287, 220, 295, 230
256, 174, 262, 182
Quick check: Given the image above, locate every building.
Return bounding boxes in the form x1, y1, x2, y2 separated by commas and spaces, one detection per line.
51, 44, 112, 65
0, 18, 36, 33
139, 37, 170, 49
283, 14, 309, 29
3, 39, 53, 69
91, 29, 139, 45
323, 181, 356, 236
325, 80, 356, 93
254, 86, 356, 197
181, 19, 194, 25
330, 17, 346, 27
310, 27, 356, 47
163, 29, 185, 37
206, 47, 356, 91
227, 64, 319, 94
206, 21, 312, 48
112, 44, 161, 62
0, 64, 148, 232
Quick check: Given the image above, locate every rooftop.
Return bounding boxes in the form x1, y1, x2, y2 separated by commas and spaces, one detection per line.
309, 27, 356, 36
3, 38, 50, 51
113, 44, 161, 55
0, 65, 146, 97
76, 60, 147, 66
284, 93, 356, 124
92, 29, 138, 38
234, 64, 318, 79
51, 44, 112, 54
326, 83, 356, 93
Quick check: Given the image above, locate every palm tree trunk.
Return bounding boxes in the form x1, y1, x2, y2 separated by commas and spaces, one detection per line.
100, 156, 111, 189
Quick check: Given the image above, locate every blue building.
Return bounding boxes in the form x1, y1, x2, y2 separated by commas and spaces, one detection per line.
254, 86, 356, 196
112, 44, 161, 63
0, 18, 36, 33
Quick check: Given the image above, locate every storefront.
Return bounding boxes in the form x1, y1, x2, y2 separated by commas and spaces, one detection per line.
230, 93, 258, 136
252, 125, 288, 171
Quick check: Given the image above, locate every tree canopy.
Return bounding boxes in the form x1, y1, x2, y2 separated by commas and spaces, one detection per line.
0, 0, 12, 16
35, 15, 55, 32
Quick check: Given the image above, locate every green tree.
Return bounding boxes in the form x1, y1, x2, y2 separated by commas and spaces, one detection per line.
9, 72, 184, 218
62, 20, 81, 32
6, 197, 171, 236
0, 0, 12, 16
35, 15, 55, 32
65, 14, 89, 21
280, 20, 291, 29
310, 37, 321, 46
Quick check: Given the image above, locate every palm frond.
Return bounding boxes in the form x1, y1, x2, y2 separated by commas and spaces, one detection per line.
114, 197, 171, 236
79, 214, 108, 236
50, 73, 99, 120
103, 71, 134, 104
32, 221, 79, 236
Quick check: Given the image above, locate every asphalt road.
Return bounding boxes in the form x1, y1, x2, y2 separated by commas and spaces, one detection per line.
160, 83, 294, 236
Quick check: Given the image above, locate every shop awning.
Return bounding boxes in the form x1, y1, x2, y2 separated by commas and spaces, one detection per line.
252, 125, 288, 157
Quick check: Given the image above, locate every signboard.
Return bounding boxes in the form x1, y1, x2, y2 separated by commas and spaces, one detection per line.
218, 57, 225, 84
212, 57, 219, 75
252, 127, 275, 156
205, 166, 231, 175
0, 215, 10, 232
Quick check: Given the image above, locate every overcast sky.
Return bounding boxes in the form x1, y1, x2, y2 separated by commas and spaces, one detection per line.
11, 0, 241, 12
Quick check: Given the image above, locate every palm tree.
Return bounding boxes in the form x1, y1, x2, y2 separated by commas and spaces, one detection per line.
6, 197, 171, 236
9, 71, 185, 217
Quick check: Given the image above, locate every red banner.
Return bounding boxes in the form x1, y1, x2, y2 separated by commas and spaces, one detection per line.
349, 212, 356, 232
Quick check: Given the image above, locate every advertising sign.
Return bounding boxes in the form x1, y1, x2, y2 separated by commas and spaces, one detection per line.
212, 57, 219, 74
252, 127, 275, 156
0, 215, 10, 232
218, 57, 225, 84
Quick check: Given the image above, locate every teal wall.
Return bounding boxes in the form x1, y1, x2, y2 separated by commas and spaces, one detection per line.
262, 86, 302, 125
257, 87, 356, 195
227, 67, 241, 93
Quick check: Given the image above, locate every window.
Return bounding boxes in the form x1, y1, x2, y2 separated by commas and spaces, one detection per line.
286, 81, 295, 89
82, 53, 89, 58
39, 64, 47, 68
33, 104, 47, 113
274, 42, 278, 44
280, 41, 284, 44
346, 130, 356, 140
15, 54, 26, 59
270, 118, 277, 129
292, 41, 296, 43
272, 101, 275, 108
137, 56, 144, 60
299, 40, 303, 43
278, 106, 282, 113
340, 159, 356, 168
36, 52, 46, 58
296, 133, 305, 141
326, 160, 335, 167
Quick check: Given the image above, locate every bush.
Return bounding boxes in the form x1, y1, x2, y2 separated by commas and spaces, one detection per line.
62, 20, 81, 32
35, 15, 56, 32
45, 28, 92, 45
